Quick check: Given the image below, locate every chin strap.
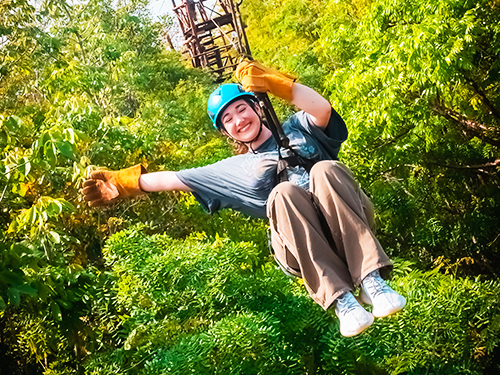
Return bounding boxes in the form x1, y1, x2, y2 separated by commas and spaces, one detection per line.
253, 92, 316, 184
245, 118, 264, 154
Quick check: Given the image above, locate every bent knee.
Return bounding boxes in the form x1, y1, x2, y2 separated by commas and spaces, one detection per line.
267, 182, 306, 219
270, 181, 304, 199
310, 160, 345, 178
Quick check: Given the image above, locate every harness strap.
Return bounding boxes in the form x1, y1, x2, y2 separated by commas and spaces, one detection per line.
254, 92, 317, 184
256, 93, 289, 148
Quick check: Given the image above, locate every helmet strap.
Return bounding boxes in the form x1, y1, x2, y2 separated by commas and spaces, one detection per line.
247, 120, 263, 154
243, 101, 265, 154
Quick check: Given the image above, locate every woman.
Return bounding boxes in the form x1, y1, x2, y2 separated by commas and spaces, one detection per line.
82, 61, 406, 337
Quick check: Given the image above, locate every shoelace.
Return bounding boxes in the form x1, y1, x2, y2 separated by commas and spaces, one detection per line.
336, 292, 360, 315
363, 273, 391, 299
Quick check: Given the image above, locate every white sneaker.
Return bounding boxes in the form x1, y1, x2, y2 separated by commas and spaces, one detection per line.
335, 292, 374, 337
360, 270, 406, 318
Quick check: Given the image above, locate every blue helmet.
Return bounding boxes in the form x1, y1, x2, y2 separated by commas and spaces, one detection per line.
207, 83, 257, 130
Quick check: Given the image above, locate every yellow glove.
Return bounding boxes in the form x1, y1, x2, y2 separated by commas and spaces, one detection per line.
82, 164, 147, 207
235, 60, 295, 101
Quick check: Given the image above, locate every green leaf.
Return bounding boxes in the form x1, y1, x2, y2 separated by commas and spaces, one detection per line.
1, 270, 24, 286
48, 230, 61, 244
60, 199, 75, 212
127, 15, 141, 23
119, 116, 133, 125
56, 141, 77, 160
7, 220, 18, 234
3, 116, 21, 133
28, 206, 36, 224
19, 157, 31, 176
63, 128, 75, 143
7, 287, 20, 306
47, 200, 63, 215
44, 141, 57, 166
34, 131, 51, 155
68, 264, 84, 274
0, 26, 12, 36
16, 283, 37, 297
18, 183, 29, 197
56, 298, 72, 310
0, 129, 9, 145
75, 129, 90, 142
34, 281, 49, 301
6, 246, 21, 268
50, 301, 62, 321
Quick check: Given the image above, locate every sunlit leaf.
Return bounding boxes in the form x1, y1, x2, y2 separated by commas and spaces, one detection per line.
44, 141, 57, 166
48, 231, 61, 244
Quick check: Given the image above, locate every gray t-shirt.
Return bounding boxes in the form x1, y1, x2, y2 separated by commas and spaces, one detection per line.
177, 108, 348, 218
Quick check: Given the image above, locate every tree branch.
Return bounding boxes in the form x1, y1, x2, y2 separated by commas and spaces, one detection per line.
58, 0, 87, 64
429, 159, 500, 173
461, 72, 500, 121
431, 101, 500, 147
373, 126, 414, 149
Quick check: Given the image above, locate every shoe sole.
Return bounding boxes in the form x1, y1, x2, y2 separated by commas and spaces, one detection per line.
340, 313, 374, 337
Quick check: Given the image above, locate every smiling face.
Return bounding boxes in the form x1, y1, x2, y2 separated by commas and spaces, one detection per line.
220, 99, 262, 143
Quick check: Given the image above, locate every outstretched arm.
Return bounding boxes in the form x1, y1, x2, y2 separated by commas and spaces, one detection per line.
139, 171, 192, 192
83, 166, 191, 207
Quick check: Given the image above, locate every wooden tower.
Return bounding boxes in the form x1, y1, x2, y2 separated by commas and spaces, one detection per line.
171, 0, 251, 81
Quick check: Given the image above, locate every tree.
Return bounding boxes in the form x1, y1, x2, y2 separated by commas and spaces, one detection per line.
2, 0, 500, 373
1, 0, 223, 372
319, 0, 500, 271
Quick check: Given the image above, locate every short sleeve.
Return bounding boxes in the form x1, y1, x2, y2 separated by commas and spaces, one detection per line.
285, 108, 348, 160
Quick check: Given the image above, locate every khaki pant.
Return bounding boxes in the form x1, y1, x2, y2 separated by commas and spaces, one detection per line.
267, 160, 392, 310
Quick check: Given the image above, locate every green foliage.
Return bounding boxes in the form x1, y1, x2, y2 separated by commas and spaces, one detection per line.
85, 225, 326, 374
326, 0, 500, 271
0, 0, 229, 372
240, 0, 327, 90
2, 0, 500, 372
81, 226, 500, 374
321, 264, 500, 374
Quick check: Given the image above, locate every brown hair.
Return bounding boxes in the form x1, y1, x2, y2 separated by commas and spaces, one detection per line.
231, 139, 249, 154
